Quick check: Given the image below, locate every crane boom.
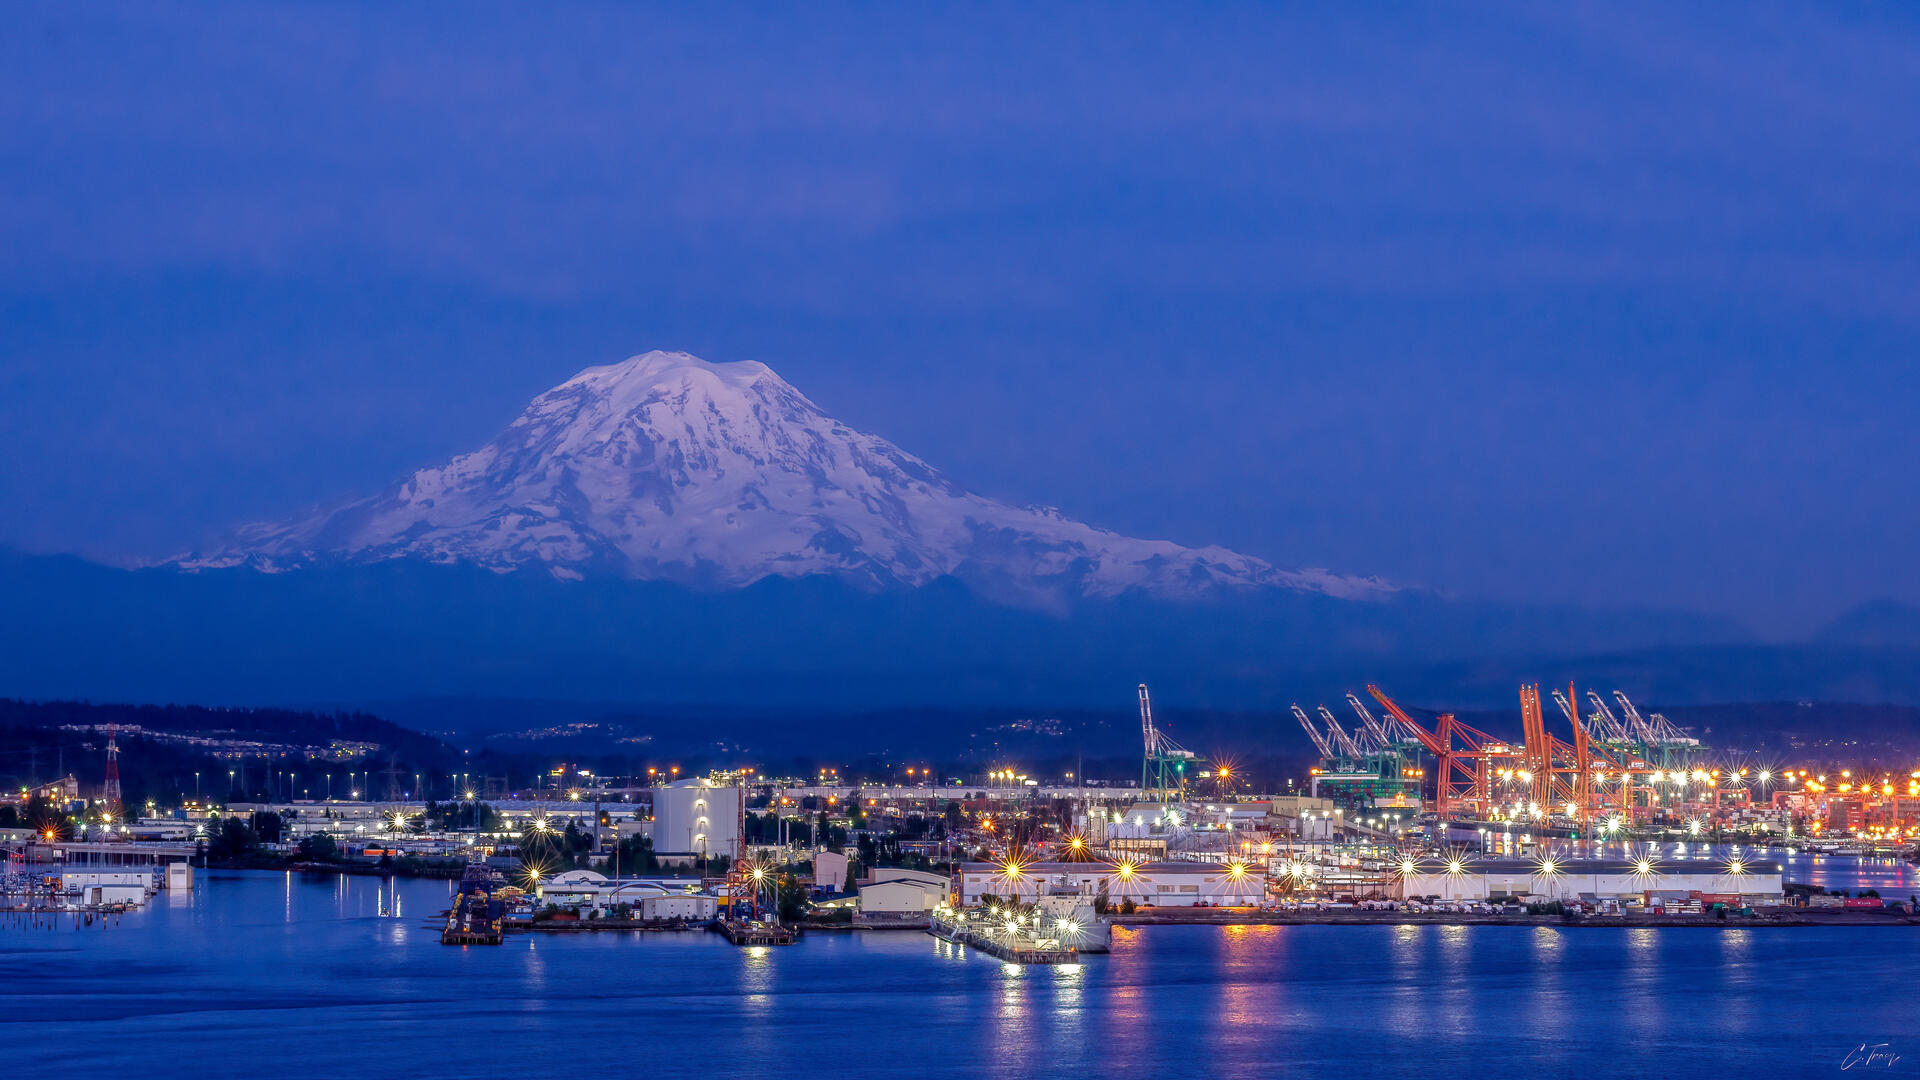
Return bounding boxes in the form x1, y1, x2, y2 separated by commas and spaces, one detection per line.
1549, 688, 1599, 742
1291, 704, 1335, 758
1367, 684, 1447, 757
1345, 696, 1393, 747
1352, 691, 1418, 745
1138, 683, 1161, 755
1318, 705, 1367, 756
1612, 690, 1660, 744
1550, 687, 1578, 726
1585, 690, 1630, 741
1647, 712, 1697, 747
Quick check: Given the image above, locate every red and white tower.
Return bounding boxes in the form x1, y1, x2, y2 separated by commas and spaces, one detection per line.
102, 724, 123, 822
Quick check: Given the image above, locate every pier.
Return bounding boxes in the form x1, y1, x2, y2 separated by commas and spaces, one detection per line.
714, 918, 795, 945
7, 840, 198, 867
929, 906, 1079, 964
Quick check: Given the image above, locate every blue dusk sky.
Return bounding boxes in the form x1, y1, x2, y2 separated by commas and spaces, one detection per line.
1, 3, 1916, 637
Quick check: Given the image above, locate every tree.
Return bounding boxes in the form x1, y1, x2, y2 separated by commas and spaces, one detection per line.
207, 817, 260, 861
520, 821, 571, 871
296, 833, 340, 861
608, 834, 657, 874
776, 872, 809, 923
425, 799, 498, 832
249, 810, 285, 844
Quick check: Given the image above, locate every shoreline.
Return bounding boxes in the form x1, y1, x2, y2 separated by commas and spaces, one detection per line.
478, 910, 1920, 935
1113, 908, 1920, 929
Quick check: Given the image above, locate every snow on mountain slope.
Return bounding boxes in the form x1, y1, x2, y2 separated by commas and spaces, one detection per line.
180, 351, 1392, 606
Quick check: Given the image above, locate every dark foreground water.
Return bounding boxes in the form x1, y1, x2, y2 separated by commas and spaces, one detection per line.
5, 869, 1918, 1079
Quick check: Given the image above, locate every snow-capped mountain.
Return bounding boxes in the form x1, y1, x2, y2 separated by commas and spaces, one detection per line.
181, 351, 1390, 607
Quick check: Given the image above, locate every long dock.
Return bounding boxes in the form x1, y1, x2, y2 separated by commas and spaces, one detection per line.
929, 909, 1078, 964
1110, 906, 1920, 928
714, 918, 795, 945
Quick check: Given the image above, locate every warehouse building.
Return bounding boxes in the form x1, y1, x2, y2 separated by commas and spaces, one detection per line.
958, 860, 1265, 907
856, 867, 949, 917
1395, 857, 1784, 905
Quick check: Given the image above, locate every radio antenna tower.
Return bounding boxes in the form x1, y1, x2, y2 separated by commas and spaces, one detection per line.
103, 724, 123, 820
382, 754, 404, 803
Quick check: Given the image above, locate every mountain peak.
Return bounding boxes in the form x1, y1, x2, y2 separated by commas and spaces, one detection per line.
178, 350, 1393, 606
563, 350, 778, 395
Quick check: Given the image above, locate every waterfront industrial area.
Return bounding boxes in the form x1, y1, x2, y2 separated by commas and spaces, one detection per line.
6, 683, 1919, 960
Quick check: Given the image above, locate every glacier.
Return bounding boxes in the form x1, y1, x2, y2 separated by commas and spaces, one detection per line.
179, 350, 1393, 608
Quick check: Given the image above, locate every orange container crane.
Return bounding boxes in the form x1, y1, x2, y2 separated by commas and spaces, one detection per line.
1367, 685, 1516, 816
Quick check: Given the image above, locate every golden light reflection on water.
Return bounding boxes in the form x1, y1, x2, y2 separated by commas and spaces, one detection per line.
1046, 959, 1087, 1046
519, 935, 548, 999
1217, 962, 1258, 1030
1106, 976, 1145, 1037
1217, 923, 1284, 970
1384, 922, 1423, 1027
987, 960, 1032, 1064
742, 944, 774, 997
998, 960, 1027, 1021
1379, 924, 1434, 1040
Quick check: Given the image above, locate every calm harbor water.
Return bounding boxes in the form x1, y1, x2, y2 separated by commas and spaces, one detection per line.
5, 866, 1918, 1079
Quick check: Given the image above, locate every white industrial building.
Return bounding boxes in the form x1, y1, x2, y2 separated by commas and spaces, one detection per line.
856, 868, 950, 916
61, 870, 155, 907
812, 850, 850, 892
858, 879, 942, 916
959, 860, 1266, 908
640, 894, 718, 921
650, 779, 742, 861
536, 869, 712, 907
1396, 858, 1785, 905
